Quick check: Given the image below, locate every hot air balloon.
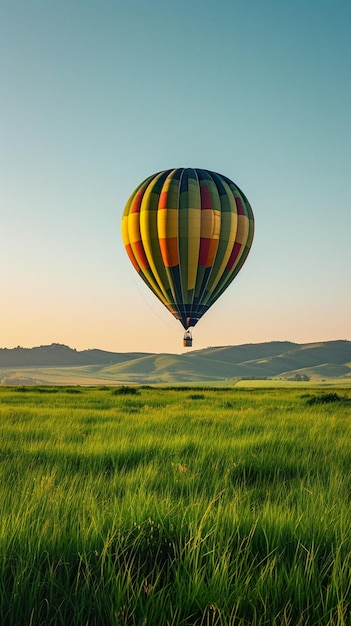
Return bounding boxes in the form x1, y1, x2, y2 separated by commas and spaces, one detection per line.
121, 168, 254, 347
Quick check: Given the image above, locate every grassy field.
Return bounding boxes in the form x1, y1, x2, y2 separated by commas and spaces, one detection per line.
0, 385, 350, 625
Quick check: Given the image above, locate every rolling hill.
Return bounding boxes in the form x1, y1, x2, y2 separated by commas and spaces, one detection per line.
0, 340, 350, 385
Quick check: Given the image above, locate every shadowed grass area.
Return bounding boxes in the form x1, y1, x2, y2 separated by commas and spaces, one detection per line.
0, 386, 350, 624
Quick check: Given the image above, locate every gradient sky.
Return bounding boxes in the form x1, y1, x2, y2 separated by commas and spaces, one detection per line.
2, 0, 350, 354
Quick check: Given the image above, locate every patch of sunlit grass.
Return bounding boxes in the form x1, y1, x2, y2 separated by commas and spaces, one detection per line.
0, 385, 350, 624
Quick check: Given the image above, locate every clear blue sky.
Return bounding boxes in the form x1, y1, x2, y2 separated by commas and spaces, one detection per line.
1, 0, 350, 353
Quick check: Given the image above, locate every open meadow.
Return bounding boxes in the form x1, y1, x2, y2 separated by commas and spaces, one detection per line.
0, 385, 350, 625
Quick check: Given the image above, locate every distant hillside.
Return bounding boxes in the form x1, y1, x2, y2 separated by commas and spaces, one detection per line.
0, 343, 147, 367
1, 340, 350, 385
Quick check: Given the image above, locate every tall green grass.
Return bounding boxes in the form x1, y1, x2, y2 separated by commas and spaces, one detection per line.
0, 386, 350, 625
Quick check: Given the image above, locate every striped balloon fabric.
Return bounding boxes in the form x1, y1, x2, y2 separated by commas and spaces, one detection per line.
121, 168, 254, 330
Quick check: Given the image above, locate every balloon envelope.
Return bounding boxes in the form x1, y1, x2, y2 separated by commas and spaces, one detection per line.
122, 168, 254, 329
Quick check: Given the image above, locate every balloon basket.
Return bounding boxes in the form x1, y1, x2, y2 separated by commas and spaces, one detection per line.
183, 331, 193, 348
